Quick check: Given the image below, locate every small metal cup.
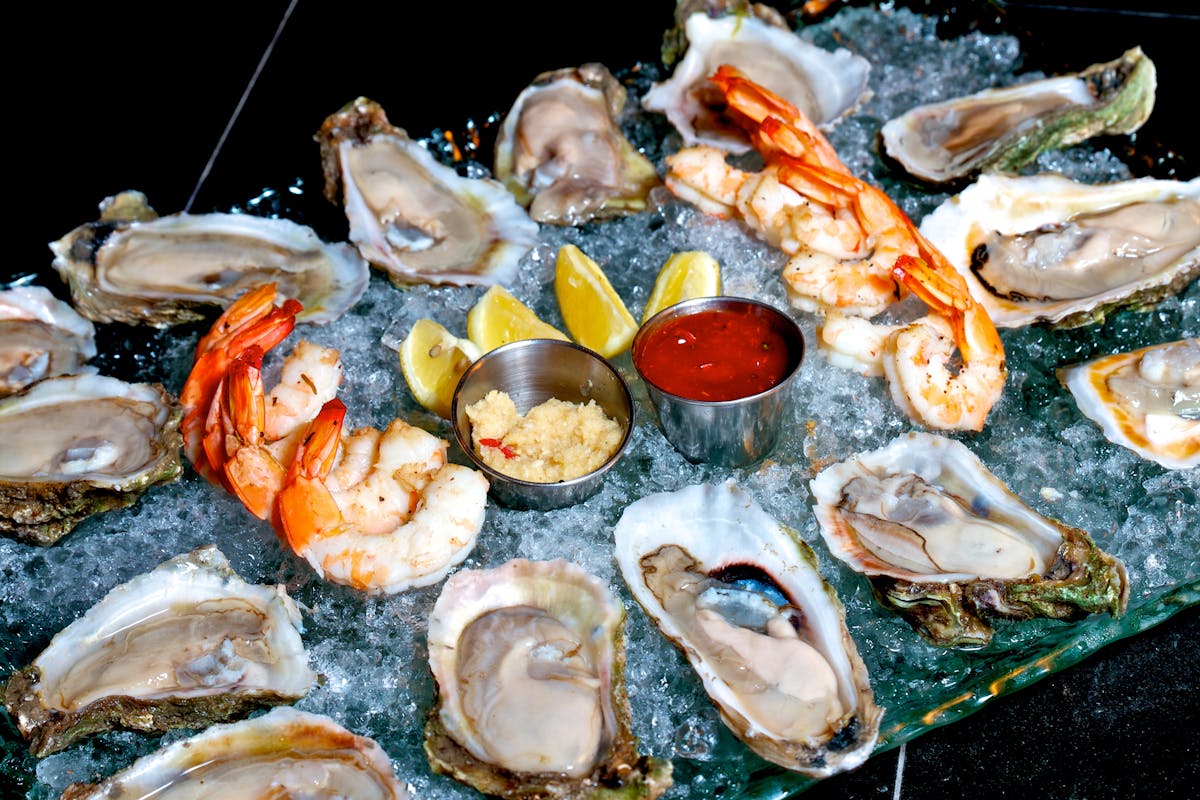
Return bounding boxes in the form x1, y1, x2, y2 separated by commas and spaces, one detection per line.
451, 338, 634, 511
632, 296, 804, 467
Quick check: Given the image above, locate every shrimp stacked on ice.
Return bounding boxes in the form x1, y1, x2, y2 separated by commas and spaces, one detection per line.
664, 66, 1006, 432
180, 284, 489, 594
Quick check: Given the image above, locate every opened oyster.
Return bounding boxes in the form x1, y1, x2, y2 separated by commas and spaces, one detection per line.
494, 63, 660, 225
49, 190, 369, 327
613, 481, 881, 779
810, 432, 1130, 648
59, 706, 408, 799
3, 545, 315, 756
425, 558, 673, 800
0, 285, 96, 397
880, 47, 1156, 185
1060, 338, 1199, 470
919, 173, 1200, 328
0, 373, 183, 545
643, 9, 870, 154
318, 97, 539, 287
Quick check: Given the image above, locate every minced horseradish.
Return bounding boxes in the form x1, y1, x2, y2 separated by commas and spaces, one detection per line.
465, 389, 623, 482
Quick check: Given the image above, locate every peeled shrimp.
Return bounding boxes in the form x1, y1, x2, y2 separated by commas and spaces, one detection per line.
278, 399, 489, 595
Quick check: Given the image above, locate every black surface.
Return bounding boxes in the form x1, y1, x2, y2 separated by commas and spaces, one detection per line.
10, 1, 1200, 798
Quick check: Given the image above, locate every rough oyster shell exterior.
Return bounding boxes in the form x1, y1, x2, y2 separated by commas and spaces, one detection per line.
49, 190, 369, 327
0, 285, 96, 397
494, 63, 660, 226
0, 373, 183, 545
880, 47, 1156, 185
3, 545, 315, 757
810, 432, 1130, 648
317, 97, 538, 287
613, 481, 881, 779
919, 173, 1200, 328
59, 706, 408, 799
424, 557, 673, 800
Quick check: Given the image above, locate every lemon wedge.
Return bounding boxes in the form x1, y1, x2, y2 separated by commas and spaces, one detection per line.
398, 318, 482, 419
467, 285, 570, 353
554, 244, 638, 358
642, 250, 723, 322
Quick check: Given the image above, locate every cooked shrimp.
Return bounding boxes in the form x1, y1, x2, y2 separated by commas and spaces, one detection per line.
218, 340, 343, 520
180, 283, 301, 487
881, 255, 1007, 432
277, 398, 489, 595
816, 310, 900, 377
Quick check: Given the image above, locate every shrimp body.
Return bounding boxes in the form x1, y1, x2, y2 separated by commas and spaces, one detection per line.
279, 400, 489, 595
881, 256, 1007, 432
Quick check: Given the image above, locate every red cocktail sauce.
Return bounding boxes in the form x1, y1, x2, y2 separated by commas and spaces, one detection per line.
635, 307, 793, 401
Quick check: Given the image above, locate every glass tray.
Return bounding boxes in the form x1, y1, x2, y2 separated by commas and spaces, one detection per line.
2, 3, 1197, 798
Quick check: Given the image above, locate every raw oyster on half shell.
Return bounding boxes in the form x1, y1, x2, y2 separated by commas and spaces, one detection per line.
919, 173, 1200, 328
494, 63, 660, 225
317, 97, 539, 287
643, 9, 871, 154
2, 545, 316, 756
810, 432, 1130, 648
1059, 338, 1199, 470
613, 481, 881, 779
50, 190, 369, 327
0, 285, 96, 397
0, 373, 183, 545
59, 706, 408, 799
880, 47, 1156, 185
424, 557, 673, 800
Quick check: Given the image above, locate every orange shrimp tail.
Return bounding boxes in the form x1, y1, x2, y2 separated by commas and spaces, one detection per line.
710, 65, 802, 128
180, 285, 302, 475
278, 398, 347, 552
891, 255, 971, 317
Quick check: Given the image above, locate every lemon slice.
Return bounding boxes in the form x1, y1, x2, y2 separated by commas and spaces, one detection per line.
398, 318, 482, 419
467, 285, 570, 353
642, 250, 723, 322
554, 244, 638, 358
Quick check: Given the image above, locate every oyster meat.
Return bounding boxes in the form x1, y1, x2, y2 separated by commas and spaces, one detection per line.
318, 97, 539, 287
879, 47, 1156, 185
919, 173, 1200, 328
494, 63, 660, 225
0, 285, 96, 397
3, 545, 316, 757
424, 557, 673, 800
643, 9, 870, 154
810, 432, 1130, 648
60, 706, 409, 799
0, 373, 183, 545
50, 190, 369, 327
613, 481, 881, 779
1059, 338, 1199, 470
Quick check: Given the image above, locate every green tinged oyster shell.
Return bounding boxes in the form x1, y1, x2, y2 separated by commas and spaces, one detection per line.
880, 47, 1157, 185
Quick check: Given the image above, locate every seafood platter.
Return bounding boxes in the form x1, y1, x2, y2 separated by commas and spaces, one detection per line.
3, 0, 1197, 798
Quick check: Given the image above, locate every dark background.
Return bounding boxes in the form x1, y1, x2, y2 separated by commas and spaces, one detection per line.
8, 1, 1199, 797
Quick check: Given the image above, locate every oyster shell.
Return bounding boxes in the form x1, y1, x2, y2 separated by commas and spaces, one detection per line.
59, 706, 408, 799
0, 285, 96, 397
0, 373, 183, 545
613, 481, 881, 779
3, 545, 315, 757
643, 10, 871, 155
1059, 338, 1199, 470
317, 97, 539, 286
424, 557, 673, 800
810, 432, 1130, 648
918, 173, 1200, 328
494, 63, 660, 225
49, 190, 369, 327
879, 47, 1156, 185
